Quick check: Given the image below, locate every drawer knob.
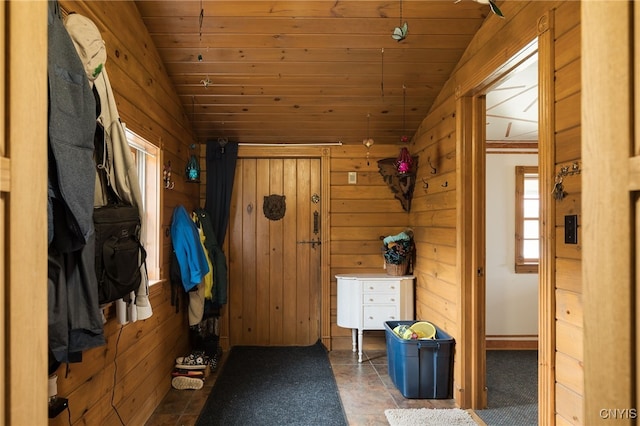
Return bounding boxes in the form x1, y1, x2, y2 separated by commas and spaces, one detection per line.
369, 298, 374, 302
390, 298, 395, 302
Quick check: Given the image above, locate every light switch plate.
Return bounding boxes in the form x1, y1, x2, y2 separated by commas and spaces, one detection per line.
348, 172, 357, 184
565, 215, 578, 244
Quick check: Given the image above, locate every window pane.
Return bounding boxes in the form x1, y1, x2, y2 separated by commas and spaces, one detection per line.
523, 239, 539, 259
524, 178, 538, 197
125, 128, 159, 282
523, 199, 539, 218
523, 219, 539, 238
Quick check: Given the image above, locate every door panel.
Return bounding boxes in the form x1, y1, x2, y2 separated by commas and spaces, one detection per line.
229, 157, 321, 346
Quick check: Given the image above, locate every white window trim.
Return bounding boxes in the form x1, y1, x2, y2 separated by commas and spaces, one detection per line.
125, 128, 160, 283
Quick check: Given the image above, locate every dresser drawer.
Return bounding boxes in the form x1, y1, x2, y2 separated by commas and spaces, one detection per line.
363, 305, 398, 329
362, 281, 401, 293
363, 293, 399, 304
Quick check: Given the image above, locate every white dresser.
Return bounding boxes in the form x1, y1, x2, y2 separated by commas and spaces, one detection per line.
336, 273, 415, 362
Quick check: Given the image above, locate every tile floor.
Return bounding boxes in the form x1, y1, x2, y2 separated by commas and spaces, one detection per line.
145, 347, 475, 426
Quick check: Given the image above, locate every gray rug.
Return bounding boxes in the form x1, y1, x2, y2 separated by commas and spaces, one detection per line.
196, 341, 347, 426
475, 350, 537, 425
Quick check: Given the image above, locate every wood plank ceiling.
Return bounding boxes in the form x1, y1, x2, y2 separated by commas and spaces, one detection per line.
135, 1, 493, 145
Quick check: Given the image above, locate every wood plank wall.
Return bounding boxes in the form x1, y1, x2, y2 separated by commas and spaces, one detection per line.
407, 0, 583, 416
552, 3, 583, 424
330, 144, 414, 349
4, 3, 49, 425
49, 2, 197, 425
582, 2, 635, 424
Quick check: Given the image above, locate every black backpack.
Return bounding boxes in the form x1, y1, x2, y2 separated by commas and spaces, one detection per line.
94, 203, 146, 304
90, 78, 147, 305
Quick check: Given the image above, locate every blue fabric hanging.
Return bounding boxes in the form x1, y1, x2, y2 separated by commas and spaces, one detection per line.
171, 205, 210, 292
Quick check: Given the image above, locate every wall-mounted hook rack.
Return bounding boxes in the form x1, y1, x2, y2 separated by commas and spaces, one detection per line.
163, 161, 175, 189
552, 162, 581, 201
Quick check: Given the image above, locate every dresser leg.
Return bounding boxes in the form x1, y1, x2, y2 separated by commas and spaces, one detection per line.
351, 329, 357, 353
358, 329, 364, 363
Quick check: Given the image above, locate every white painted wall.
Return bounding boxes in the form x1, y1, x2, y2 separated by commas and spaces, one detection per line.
485, 153, 538, 337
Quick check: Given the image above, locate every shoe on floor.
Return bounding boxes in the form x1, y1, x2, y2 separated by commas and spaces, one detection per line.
175, 352, 208, 370
171, 376, 204, 390
208, 352, 219, 372
171, 369, 205, 378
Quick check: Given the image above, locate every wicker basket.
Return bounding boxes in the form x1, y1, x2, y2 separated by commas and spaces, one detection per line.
385, 261, 408, 276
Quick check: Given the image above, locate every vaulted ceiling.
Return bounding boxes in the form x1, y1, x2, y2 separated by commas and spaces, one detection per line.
135, 1, 504, 146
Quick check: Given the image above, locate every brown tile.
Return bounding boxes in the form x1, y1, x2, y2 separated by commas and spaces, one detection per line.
329, 350, 361, 365
150, 389, 191, 415
175, 414, 200, 426
346, 412, 391, 426
183, 391, 210, 415
363, 350, 388, 365
144, 413, 181, 426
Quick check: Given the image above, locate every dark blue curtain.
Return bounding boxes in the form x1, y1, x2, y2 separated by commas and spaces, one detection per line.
204, 140, 238, 246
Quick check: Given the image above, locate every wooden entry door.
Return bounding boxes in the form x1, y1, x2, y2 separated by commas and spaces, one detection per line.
228, 156, 321, 346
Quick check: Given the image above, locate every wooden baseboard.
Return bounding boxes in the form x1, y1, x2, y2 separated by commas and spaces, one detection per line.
485, 338, 538, 351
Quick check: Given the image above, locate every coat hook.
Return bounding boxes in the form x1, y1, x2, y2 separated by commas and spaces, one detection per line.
441, 181, 448, 188
552, 162, 581, 201
422, 177, 429, 190
428, 157, 437, 174
163, 161, 175, 189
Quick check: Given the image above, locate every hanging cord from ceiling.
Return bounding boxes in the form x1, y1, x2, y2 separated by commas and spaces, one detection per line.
380, 48, 384, 100
392, 0, 408, 41
191, 95, 201, 145
363, 113, 375, 166
198, 0, 211, 87
401, 84, 408, 143
197, 0, 204, 61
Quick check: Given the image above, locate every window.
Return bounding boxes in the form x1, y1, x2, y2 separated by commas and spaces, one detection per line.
515, 166, 539, 273
126, 128, 160, 283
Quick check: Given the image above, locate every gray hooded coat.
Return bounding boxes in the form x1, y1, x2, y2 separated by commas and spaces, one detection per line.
47, 1, 105, 363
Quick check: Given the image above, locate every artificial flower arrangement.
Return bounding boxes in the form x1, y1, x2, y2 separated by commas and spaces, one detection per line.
382, 229, 414, 275
395, 147, 413, 175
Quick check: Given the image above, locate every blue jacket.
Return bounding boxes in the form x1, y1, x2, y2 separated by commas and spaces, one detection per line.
171, 205, 210, 291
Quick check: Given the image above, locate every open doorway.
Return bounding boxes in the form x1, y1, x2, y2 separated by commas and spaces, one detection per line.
476, 52, 539, 425
455, 13, 557, 422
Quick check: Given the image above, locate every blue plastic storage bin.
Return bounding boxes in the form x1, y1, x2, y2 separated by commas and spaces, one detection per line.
384, 320, 455, 399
